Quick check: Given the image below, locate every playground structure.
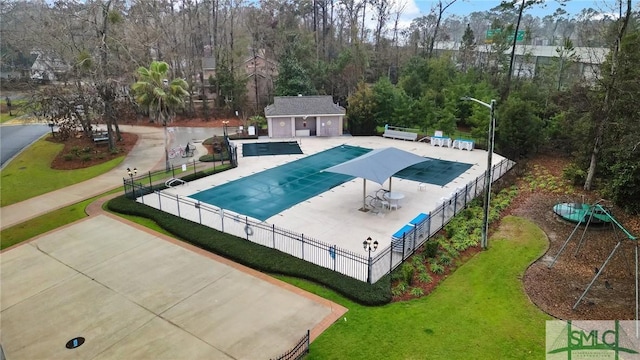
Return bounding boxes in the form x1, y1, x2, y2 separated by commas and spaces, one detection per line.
553, 202, 612, 225
548, 200, 638, 335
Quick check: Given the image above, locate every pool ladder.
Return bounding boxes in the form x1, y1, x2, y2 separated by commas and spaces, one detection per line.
165, 178, 186, 188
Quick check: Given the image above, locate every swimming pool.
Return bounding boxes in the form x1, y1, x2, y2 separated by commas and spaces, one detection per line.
190, 145, 473, 221
190, 145, 370, 220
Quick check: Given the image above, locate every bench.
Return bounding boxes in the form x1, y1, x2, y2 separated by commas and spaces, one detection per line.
383, 129, 418, 141
92, 132, 109, 145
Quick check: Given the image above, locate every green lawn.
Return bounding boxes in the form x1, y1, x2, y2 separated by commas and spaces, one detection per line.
278, 216, 550, 360
1, 99, 27, 123
0, 198, 93, 249
0, 137, 124, 206
0, 189, 128, 250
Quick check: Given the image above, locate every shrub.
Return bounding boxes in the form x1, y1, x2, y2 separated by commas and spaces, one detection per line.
411, 253, 424, 267
430, 263, 445, 274
82, 146, 93, 153
107, 195, 392, 306
563, 163, 586, 186
439, 254, 452, 265
392, 282, 408, 297
425, 240, 439, 258
417, 271, 432, 284
442, 243, 459, 258
63, 153, 74, 161
81, 154, 92, 162
199, 153, 230, 163
70, 146, 81, 157
410, 287, 424, 297
401, 263, 415, 286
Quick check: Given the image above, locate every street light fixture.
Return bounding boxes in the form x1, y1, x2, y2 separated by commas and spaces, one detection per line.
460, 96, 496, 250
222, 120, 229, 138
127, 167, 137, 180
363, 236, 379, 283
127, 167, 137, 198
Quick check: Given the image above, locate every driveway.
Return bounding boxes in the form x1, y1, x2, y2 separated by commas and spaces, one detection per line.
0, 124, 49, 168
0, 214, 346, 359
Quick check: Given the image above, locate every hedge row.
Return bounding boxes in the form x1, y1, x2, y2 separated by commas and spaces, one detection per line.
107, 195, 392, 306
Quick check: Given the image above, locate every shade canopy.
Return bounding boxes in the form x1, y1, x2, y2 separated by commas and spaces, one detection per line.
324, 147, 430, 185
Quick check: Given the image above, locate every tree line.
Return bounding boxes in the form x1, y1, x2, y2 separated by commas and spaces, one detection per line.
1, 0, 639, 213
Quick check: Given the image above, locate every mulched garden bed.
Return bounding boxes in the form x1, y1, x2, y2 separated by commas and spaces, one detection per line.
48, 132, 138, 170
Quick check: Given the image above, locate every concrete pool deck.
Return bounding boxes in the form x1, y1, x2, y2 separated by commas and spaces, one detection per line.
160, 135, 506, 257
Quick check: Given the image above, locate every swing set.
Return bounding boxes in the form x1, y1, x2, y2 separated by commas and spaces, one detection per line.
548, 200, 638, 334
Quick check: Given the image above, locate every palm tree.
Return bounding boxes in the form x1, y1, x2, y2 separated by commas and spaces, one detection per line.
132, 61, 189, 171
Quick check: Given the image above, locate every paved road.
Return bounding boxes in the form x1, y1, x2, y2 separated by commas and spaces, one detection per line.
0, 124, 49, 168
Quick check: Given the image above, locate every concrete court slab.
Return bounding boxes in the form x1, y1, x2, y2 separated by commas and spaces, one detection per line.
0, 274, 155, 360
1, 215, 342, 359
84, 235, 234, 314
92, 317, 231, 360
0, 244, 78, 311
31, 217, 157, 272
163, 270, 331, 359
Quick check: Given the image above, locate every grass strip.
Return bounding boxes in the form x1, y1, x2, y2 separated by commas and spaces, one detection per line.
278, 216, 550, 360
0, 137, 124, 206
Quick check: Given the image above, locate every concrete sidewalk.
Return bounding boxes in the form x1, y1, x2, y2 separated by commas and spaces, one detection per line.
0, 126, 169, 230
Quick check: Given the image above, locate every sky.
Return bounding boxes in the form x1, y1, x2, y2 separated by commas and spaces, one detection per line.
405, 0, 636, 19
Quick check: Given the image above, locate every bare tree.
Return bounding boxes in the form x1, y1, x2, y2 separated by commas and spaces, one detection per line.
584, 0, 633, 190
428, 0, 457, 58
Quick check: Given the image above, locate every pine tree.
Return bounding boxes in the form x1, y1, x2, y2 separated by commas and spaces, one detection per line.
459, 24, 476, 72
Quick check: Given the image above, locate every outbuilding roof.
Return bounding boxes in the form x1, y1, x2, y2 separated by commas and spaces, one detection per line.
265, 96, 345, 117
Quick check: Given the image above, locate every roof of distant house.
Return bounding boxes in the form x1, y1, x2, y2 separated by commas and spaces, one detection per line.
265, 96, 346, 117
433, 41, 609, 64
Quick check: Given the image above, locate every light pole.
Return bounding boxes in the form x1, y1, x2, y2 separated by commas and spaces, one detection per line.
162, 79, 170, 172
222, 120, 229, 139
461, 96, 496, 250
363, 236, 379, 283
127, 167, 137, 198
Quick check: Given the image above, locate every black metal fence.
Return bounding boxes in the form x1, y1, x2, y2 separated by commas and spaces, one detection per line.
127, 158, 515, 284
270, 330, 310, 360
123, 139, 238, 199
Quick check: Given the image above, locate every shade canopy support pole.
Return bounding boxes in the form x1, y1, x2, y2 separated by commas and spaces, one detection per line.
363, 179, 367, 210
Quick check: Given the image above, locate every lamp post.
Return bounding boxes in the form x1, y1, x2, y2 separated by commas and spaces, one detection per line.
461, 96, 496, 250
222, 120, 229, 139
363, 236, 379, 283
127, 167, 137, 180
127, 167, 137, 198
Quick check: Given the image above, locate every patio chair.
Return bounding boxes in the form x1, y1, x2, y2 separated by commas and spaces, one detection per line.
375, 189, 390, 209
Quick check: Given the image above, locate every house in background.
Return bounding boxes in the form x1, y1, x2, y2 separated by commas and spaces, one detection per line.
244, 49, 278, 112
199, 47, 278, 110
30, 51, 69, 82
264, 96, 346, 138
